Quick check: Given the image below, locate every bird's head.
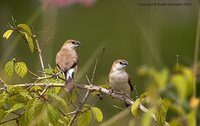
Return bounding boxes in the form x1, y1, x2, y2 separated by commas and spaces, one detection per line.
111, 59, 128, 71
63, 39, 81, 49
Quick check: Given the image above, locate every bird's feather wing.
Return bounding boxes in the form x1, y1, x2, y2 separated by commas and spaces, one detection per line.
128, 77, 133, 91
56, 48, 78, 72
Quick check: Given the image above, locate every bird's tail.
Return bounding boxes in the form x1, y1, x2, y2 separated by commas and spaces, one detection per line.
64, 73, 75, 94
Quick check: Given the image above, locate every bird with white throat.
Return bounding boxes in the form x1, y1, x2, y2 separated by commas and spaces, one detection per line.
56, 39, 81, 94
109, 59, 133, 106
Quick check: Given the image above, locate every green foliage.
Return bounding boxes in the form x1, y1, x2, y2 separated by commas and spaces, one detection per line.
5, 103, 25, 117
0, 109, 6, 122
15, 62, 28, 78
4, 58, 15, 77
0, 94, 8, 107
23, 98, 44, 125
141, 109, 154, 126
170, 67, 193, 101
91, 107, 103, 122
77, 110, 92, 126
5, 59, 28, 78
137, 66, 196, 126
59, 116, 70, 125
131, 98, 141, 117
47, 104, 59, 125
17, 23, 34, 53
188, 110, 195, 126
138, 66, 169, 91
131, 92, 149, 118
17, 24, 32, 35
48, 93, 68, 112
99, 84, 109, 88
3, 29, 13, 39
3, 23, 34, 53
24, 32, 34, 53
155, 99, 169, 126
1, 20, 198, 126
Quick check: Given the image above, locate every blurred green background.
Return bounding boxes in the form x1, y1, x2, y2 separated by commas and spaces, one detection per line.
0, 0, 199, 125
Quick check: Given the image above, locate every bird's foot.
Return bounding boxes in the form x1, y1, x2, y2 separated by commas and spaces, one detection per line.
108, 89, 114, 95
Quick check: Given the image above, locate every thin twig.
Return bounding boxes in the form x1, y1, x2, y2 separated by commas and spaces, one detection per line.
112, 105, 125, 110
85, 75, 92, 85
28, 70, 39, 77
35, 38, 45, 70
68, 90, 91, 126
91, 47, 105, 83
35, 37, 50, 95
0, 77, 8, 92
41, 33, 55, 50
0, 77, 7, 86
193, 7, 200, 97
67, 111, 78, 115
68, 74, 92, 126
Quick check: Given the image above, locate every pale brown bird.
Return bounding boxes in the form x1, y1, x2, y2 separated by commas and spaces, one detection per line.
56, 39, 80, 94
109, 59, 133, 106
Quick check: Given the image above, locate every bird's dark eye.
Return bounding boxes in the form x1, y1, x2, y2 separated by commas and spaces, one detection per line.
119, 61, 123, 65
72, 41, 75, 44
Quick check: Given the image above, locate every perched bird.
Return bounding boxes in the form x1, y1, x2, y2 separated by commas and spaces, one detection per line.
109, 59, 133, 106
56, 39, 80, 94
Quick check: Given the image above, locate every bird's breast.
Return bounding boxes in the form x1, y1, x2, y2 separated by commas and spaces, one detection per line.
109, 71, 128, 83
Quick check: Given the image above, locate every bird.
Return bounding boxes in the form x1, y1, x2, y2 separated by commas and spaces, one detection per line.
56, 39, 81, 94
109, 59, 133, 106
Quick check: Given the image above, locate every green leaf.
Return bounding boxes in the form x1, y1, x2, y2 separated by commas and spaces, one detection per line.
19, 91, 32, 99
24, 33, 34, 53
15, 62, 28, 78
91, 107, 103, 122
33, 100, 44, 117
5, 59, 15, 77
137, 65, 149, 76
17, 24, 32, 35
149, 68, 169, 90
7, 86, 23, 95
77, 110, 92, 126
24, 99, 35, 125
155, 68, 169, 90
3, 30, 14, 39
48, 93, 68, 112
188, 110, 195, 126
171, 75, 187, 100
99, 84, 109, 88
24, 99, 44, 125
131, 98, 141, 117
0, 94, 8, 106
47, 104, 59, 125
59, 116, 69, 125
141, 108, 153, 126
155, 99, 169, 126
5, 103, 25, 117
0, 109, 6, 122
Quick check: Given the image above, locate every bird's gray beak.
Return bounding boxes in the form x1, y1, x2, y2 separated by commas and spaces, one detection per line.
124, 61, 128, 66
76, 41, 81, 47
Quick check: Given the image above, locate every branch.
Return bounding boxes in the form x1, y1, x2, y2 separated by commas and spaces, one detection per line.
34, 36, 50, 95
0, 77, 8, 92
68, 90, 91, 126
6, 82, 169, 126
35, 38, 45, 70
